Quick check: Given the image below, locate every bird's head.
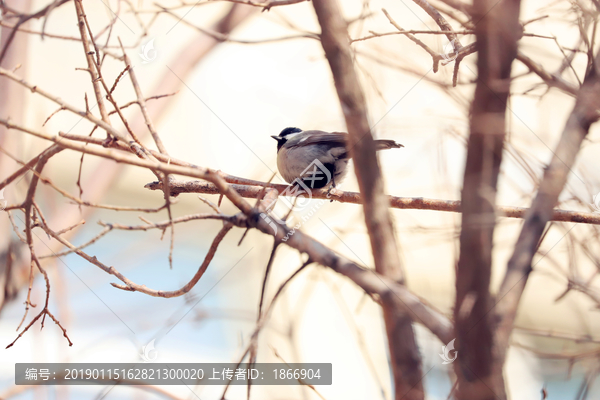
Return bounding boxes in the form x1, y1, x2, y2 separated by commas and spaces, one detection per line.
271, 127, 302, 150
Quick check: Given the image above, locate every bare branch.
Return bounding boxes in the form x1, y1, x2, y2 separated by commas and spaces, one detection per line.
188, 0, 309, 11
73, 0, 111, 129
119, 38, 169, 155
494, 49, 600, 374
39, 226, 113, 259
516, 51, 579, 96
0, 117, 453, 347
313, 1, 424, 398
110, 224, 233, 296
0, 67, 130, 145
411, 0, 463, 53
145, 179, 600, 225
383, 8, 443, 73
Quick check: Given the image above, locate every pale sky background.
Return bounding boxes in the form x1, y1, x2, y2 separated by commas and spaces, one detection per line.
1, 0, 600, 399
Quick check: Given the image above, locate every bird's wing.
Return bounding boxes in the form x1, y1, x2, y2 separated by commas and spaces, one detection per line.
287, 130, 348, 148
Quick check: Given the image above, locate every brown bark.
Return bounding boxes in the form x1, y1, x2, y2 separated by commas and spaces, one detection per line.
454, 0, 522, 399
493, 47, 600, 386
143, 178, 600, 225
312, 1, 423, 399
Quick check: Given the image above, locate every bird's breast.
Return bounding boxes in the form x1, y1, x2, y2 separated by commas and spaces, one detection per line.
277, 144, 348, 185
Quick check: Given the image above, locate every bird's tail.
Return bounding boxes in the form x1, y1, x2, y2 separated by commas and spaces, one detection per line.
374, 139, 404, 150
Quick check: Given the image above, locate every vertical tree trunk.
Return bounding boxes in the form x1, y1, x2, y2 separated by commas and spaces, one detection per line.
454, 0, 522, 399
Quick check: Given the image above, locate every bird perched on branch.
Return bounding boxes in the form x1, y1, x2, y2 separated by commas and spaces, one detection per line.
271, 127, 403, 190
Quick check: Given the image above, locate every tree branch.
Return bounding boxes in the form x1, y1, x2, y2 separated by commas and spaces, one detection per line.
493, 49, 600, 381
516, 51, 578, 96
454, 0, 522, 398
73, 0, 111, 129
411, 0, 463, 53
312, 1, 423, 398
144, 179, 600, 225
0, 115, 453, 350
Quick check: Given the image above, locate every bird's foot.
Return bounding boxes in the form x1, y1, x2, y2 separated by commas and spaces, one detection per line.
327, 186, 342, 201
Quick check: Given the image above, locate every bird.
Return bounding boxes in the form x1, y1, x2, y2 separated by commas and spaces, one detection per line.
271, 127, 403, 190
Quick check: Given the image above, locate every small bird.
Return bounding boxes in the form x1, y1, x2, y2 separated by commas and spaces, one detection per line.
271, 127, 403, 190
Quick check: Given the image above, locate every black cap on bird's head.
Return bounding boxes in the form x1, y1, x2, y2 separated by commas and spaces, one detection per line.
278, 127, 302, 137
271, 127, 302, 150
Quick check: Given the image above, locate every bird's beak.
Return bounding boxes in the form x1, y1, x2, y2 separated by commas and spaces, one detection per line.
270, 135, 280, 141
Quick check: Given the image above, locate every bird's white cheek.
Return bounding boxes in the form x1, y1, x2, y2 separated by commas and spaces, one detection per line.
283, 132, 302, 141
